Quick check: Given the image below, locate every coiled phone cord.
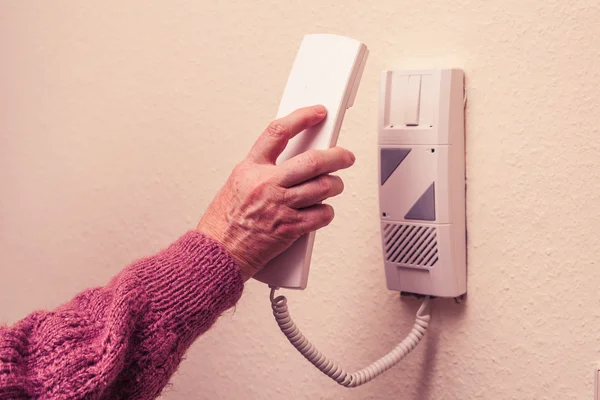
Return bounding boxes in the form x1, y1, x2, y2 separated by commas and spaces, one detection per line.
269, 287, 431, 388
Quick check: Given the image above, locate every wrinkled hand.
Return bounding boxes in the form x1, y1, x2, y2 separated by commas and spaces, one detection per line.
197, 105, 355, 281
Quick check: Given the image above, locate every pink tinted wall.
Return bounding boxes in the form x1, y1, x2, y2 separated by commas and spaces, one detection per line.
2, 1, 600, 399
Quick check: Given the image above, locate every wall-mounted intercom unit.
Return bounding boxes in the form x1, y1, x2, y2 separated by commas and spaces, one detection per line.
253, 33, 466, 388
379, 69, 467, 298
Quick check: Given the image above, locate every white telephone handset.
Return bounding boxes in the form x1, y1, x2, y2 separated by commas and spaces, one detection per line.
253, 34, 368, 289
259, 35, 434, 388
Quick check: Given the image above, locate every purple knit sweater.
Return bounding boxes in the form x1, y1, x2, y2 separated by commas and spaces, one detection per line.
0, 231, 244, 399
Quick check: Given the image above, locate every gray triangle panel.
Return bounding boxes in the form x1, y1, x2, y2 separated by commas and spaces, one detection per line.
381, 148, 411, 185
405, 183, 436, 221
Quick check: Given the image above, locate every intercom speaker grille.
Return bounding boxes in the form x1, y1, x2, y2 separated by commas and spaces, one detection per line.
382, 223, 438, 267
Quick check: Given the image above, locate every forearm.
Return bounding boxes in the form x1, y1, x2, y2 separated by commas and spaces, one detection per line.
0, 231, 243, 400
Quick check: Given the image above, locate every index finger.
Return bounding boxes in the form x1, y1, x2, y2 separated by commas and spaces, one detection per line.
248, 105, 327, 164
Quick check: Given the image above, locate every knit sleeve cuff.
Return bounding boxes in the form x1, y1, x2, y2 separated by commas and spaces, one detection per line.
125, 230, 244, 342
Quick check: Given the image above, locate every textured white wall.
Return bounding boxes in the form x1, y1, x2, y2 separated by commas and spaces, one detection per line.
2, 1, 600, 399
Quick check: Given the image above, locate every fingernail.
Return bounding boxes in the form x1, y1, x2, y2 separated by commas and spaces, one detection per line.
314, 105, 327, 115
349, 152, 356, 163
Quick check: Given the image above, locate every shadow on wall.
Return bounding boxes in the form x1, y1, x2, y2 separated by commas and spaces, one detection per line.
416, 327, 439, 400
415, 296, 466, 400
